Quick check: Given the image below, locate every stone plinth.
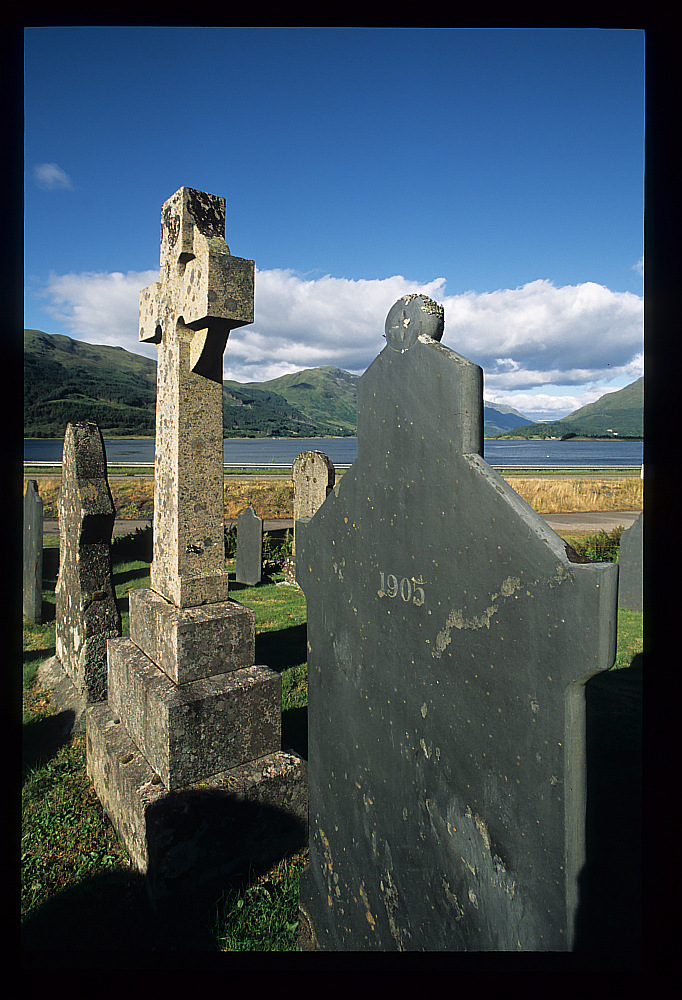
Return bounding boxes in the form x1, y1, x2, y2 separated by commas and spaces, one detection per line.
129, 588, 255, 684
86, 700, 307, 902
107, 638, 282, 790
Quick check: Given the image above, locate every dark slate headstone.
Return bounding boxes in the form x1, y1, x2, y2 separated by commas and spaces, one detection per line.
55, 422, 122, 702
618, 512, 643, 612
236, 505, 263, 585
23, 480, 43, 624
296, 294, 618, 952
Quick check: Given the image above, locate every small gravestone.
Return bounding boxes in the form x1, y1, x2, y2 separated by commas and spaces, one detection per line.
618, 512, 643, 612
296, 294, 618, 952
23, 480, 43, 624
282, 451, 335, 585
54, 423, 121, 702
236, 506, 263, 585
86, 188, 307, 904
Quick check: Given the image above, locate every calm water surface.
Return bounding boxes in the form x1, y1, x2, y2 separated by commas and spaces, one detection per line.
25, 437, 643, 468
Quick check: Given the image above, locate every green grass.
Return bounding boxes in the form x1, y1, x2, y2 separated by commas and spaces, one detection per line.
613, 608, 644, 671
22, 527, 641, 953
213, 849, 309, 951
22, 533, 309, 953
562, 526, 623, 562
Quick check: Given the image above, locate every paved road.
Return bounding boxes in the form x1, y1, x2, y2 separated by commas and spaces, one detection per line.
540, 510, 640, 533
43, 510, 641, 538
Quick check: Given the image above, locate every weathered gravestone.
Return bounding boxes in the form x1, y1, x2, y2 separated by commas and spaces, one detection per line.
296, 294, 618, 952
618, 512, 643, 612
282, 451, 335, 585
23, 480, 43, 624
86, 188, 307, 903
55, 423, 122, 702
236, 506, 263, 586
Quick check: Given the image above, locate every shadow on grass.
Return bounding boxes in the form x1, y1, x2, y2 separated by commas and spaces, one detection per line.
42, 544, 60, 581
23, 646, 54, 672
256, 623, 307, 674
114, 566, 152, 588
21, 865, 220, 961
22, 709, 77, 779
574, 653, 642, 959
39, 599, 56, 624
111, 526, 153, 564
282, 705, 308, 761
22, 814, 306, 963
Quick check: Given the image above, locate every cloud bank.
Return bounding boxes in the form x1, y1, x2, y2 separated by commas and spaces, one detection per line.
37, 268, 643, 421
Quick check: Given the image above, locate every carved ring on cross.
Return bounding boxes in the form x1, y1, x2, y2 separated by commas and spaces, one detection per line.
384, 294, 445, 353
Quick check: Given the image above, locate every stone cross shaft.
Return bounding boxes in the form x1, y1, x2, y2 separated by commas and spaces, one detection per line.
140, 187, 254, 608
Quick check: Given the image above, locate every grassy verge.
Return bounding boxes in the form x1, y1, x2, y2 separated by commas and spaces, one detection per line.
22, 527, 641, 953
507, 476, 642, 513
26, 474, 643, 523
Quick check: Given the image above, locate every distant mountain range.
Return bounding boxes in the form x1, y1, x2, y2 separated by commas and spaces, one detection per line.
499, 377, 643, 439
24, 329, 640, 440
483, 403, 535, 436
24, 329, 348, 438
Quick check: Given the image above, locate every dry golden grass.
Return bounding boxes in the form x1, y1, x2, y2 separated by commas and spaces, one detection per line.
503, 476, 643, 514
223, 480, 293, 519
28, 475, 643, 520
28, 477, 294, 521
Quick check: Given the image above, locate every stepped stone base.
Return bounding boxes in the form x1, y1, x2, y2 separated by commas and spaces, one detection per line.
128, 589, 255, 684
86, 700, 308, 904
107, 637, 281, 789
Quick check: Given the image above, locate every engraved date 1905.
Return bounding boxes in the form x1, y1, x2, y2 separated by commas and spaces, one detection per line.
378, 572, 426, 606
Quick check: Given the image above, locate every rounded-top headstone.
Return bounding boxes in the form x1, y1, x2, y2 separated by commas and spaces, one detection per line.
384, 294, 445, 353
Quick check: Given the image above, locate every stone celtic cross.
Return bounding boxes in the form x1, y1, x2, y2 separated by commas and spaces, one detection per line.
140, 187, 254, 608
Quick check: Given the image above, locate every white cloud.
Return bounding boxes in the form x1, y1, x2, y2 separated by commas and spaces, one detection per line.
33, 163, 73, 190
227, 270, 448, 380
632, 257, 644, 276
443, 279, 643, 391
40, 269, 160, 360
36, 267, 643, 420
485, 388, 620, 421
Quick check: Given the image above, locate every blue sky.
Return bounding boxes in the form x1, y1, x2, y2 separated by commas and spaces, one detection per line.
24, 26, 644, 421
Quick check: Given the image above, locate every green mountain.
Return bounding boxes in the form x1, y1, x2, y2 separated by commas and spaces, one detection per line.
24, 330, 354, 438
483, 403, 535, 437
24, 329, 540, 439
24, 329, 158, 437
221, 373, 350, 437
499, 377, 643, 439
250, 367, 359, 435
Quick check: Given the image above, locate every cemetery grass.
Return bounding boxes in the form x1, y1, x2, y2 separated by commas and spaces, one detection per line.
22, 534, 309, 954
22, 529, 641, 953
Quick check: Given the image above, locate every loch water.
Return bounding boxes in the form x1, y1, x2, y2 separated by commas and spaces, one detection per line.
25, 436, 643, 469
